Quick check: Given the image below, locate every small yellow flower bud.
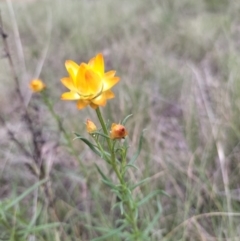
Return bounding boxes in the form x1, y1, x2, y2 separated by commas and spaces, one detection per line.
86, 119, 97, 133
29, 79, 46, 92
110, 123, 128, 139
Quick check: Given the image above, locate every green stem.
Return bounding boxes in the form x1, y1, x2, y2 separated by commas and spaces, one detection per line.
41, 92, 87, 175
42, 92, 69, 141
95, 107, 140, 239
95, 107, 122, 182
94, 138, 111, 164
95, 107, 112, 150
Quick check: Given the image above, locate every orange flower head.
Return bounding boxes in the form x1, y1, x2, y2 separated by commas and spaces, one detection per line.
110, 123, 128, 139
61, 53, 120, 110
29, 79, 46, 92
86, 119, 97, 133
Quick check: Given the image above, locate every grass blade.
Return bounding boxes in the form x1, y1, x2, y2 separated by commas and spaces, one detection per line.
129, 129, 146, 164
4, 179, 47, 212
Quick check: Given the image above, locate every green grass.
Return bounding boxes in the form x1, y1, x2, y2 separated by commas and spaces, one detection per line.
1, 0, 240, 240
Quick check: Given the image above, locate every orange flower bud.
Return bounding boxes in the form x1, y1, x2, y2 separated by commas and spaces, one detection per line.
29, 79, 46, 92
110, 123, 128, 139
86, 119, 97, 133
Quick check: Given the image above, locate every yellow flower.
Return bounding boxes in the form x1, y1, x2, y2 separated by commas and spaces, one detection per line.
86, 119, 97, 133
61, 53, 120, 110
29, 79, 46, 92
110, 123, 128, 139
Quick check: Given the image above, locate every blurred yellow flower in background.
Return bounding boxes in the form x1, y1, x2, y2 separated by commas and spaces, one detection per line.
29, 79, 46, 92
86, 119, 97, 133
61, 53, 120, 110
110, 123, 128, 139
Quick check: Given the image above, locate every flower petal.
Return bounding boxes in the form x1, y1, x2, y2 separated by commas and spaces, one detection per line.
61, 91, 80, 100
90, 103, 98, 109
91, 93, 107, 106
103, 76, 120, 92
105, 70, 116, 78
77, 69, 103, 99
104, 90, 115, 99
61, 77, 77, 91
77, 100, 89, 109
111, 123, 117, 128
88, 57, 95, 67
89, 53, 104, 75
75, 63, 89, 94
65, 60, 79, 81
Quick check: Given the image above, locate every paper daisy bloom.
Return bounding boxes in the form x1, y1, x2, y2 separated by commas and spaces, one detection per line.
29, 79, 46, 92
61, 53, 120, 110
110, 123, 128, 139
86, 119, 97, 133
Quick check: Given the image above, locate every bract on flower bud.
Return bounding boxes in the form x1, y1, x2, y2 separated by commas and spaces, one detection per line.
110, 123, 128, 139
29, 79, 46, 92
86, 119, 97, 133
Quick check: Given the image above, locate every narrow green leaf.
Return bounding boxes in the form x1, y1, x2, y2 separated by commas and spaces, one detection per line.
74, 133, 101, 156
4, 179, 47, 211
102, 151, 111, 158
123, 138, 129, 150
102, 179, 116, 189
137, 190, 167, 207
126, 164, 139, 170
112, 201, 121, 210
130, 177, 150, 190
112, 201, 124, 215
129, 129, 146, 164
93, 131, 111, 139
86, 225, 126, 241
22, 200, 45, 238
121, 114, 133, 125
10, 220, 17, 241
143, 200, 162, 236
115, 218, 125, 227
123, 164, 136, 176
19, 222, 62, 235
94, 164, 111, 183
119, 202, 124, 215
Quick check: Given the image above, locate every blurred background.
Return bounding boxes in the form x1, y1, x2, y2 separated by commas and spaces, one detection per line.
1, 0, 240, 240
